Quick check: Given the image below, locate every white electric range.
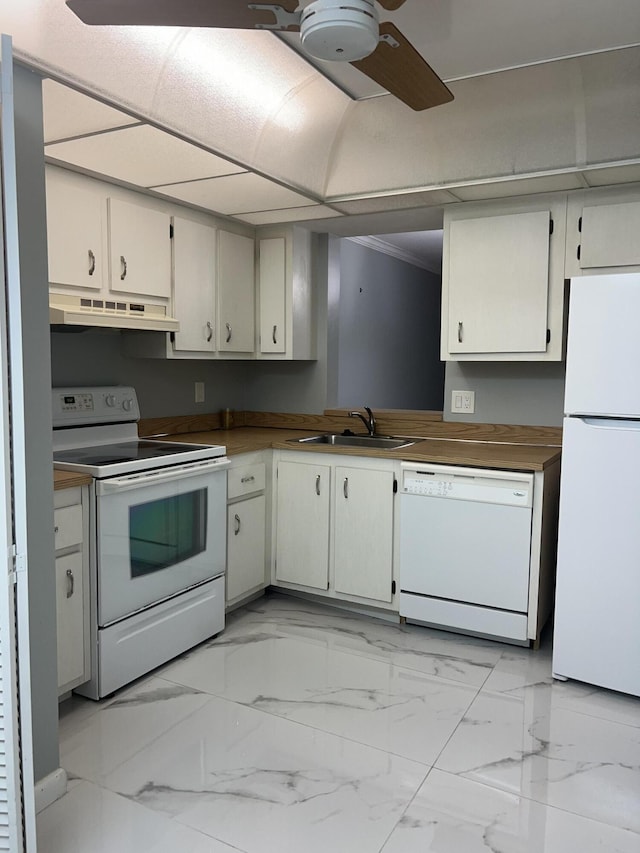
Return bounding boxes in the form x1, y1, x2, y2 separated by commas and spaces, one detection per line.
53, 386, 229, 699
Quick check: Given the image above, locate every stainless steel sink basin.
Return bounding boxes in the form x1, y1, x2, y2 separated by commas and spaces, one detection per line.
288, 433, 417, 450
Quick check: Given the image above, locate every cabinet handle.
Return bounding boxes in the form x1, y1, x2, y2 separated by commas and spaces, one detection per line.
54, 525, 59, 535
120, 255, 127, 281
458, 321, 463, 343
88, 249, 96, 276
66, 568, 74, 599
206, 321, 213, 342
272, 325, 277, 345
226, 322, 232, 343
234, 513, 241, 535
343, 477, 349, 499
315, 474, 321, 496
240, 475, 255, 484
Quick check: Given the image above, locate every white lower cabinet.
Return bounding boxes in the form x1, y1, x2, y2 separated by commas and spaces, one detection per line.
54, 486, 90, 696
333, 466, 394, 603
274, 453, 398, 609
275, 459, 331, 590
226, 457, 268, 607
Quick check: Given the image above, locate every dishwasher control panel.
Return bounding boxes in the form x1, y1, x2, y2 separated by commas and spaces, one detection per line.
401, 464, 533, 508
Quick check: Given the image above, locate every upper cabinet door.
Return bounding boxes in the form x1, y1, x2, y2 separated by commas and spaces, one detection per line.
46, 168, 104, 292
217, 230, 255, 353
447, 210, 551, 355
259, 237, 286, 354
108, 197, 171, 299
172, 217, 216, 353
579, 201, 640, 270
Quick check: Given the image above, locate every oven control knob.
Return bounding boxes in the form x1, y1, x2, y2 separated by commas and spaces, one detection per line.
105, 394, 117, 407
123, 398, 133, 412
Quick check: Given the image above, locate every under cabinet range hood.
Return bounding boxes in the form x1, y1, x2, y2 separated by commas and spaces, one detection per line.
49, 294, 179, 331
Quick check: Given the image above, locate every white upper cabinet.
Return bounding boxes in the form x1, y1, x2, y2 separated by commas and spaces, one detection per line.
108, 197, 171, 299
441, 194, 568, 361
258, 237, 286, 354
46, 167, 104, 292
565, 186, 640, 277
171, 217, 216, 354
256, 225, 315, 361
217, 230, 256, 353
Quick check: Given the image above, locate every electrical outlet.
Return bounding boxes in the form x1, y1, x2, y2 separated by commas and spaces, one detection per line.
194, 381, 205, 403
451, 390, 475, 414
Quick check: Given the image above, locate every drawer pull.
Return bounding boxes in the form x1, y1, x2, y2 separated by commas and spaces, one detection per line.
234, 513, 241, 535
66, 569, 74, 599
240, 475, 255, 484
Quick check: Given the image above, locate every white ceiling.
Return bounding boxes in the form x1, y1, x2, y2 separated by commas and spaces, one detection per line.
6, 1, 640, 251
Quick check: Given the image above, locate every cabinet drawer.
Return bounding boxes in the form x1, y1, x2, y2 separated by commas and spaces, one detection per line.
54, 503, 83, 551
228, 463, 265, 500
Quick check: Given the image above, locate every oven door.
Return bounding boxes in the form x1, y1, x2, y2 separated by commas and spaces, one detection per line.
95, 458, 228, 626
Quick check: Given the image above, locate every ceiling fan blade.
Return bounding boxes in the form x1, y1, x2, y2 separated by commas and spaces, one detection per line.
351, 22, 453, 111
376, 0, 409, 10
66, 0, 301, 30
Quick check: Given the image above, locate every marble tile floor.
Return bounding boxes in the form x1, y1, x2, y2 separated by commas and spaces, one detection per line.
38, 593, 640, 853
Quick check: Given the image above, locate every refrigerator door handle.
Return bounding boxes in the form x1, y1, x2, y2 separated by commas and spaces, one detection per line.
580, 417, 640, 430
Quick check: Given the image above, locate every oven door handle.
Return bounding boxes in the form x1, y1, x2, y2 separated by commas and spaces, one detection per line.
97, 458, 230, 494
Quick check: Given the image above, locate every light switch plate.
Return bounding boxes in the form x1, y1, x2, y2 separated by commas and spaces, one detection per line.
194, 381, 205, 403
451, 389, 475, 413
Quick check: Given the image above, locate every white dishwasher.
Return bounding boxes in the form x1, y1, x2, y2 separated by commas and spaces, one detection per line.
399, 462, 534, 643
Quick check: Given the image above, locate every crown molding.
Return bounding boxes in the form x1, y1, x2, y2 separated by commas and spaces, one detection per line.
347, 235, 441, 274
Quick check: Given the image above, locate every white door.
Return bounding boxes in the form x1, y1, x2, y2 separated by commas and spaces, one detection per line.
259, 237, 286, 354
275, 460, 330, 589
108, 197, 171, 298
553, 416, 640, 696
333, 466, 394, 602
226, 495, 266, 602
172, 217, 216, 353
217, 230, 255, 353
565, 273, 640, 417
447, 211, 550, 354
0, 33, 36, 851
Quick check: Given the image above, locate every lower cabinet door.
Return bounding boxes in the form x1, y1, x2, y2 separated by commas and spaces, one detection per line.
227, 495, 266, 603
334, 466, 394, 602
56, 551, 85, 692
275, 460, 330, 589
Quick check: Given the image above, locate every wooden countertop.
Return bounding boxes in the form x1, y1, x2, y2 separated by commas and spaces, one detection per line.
165, 427, 561, 472
53, 469, 93, 490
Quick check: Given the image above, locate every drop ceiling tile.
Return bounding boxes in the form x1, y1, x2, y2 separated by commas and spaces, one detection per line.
46, 124, 245, 187
153, 172, 318, 215
42, 79, 139, 143
451, 173, 585, 201
331, 189, 456, 215
582, 163, 640, 186
235, 205, 342, 225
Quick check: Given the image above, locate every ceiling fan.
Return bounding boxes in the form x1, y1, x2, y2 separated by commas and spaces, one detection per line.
65, 0, 454, 111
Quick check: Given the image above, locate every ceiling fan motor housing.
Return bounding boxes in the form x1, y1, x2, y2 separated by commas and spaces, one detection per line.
301, 0, 380, 62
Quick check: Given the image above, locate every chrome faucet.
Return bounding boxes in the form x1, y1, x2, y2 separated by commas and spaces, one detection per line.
348, 406, 376, 436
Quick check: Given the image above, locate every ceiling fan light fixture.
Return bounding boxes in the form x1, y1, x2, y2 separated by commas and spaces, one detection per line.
301, 0, 379, 62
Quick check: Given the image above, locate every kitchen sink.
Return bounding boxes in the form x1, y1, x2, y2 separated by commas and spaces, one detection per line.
288, 433, 417, 450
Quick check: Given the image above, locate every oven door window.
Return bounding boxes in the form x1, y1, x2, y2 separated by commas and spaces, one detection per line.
129, 489, 207, 577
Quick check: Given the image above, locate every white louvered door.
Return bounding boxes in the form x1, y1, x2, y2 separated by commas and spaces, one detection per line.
0, 34, 36, 852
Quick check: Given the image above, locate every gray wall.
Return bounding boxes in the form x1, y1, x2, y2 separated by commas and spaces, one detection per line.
241, 234, 330, 414
14, 64, 59, 782
444, 361, 566, 426
51, 330, 250, 418
334, 240, 444, 410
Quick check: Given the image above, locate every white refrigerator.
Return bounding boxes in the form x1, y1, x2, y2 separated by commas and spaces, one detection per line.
552, 272, 640, 697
